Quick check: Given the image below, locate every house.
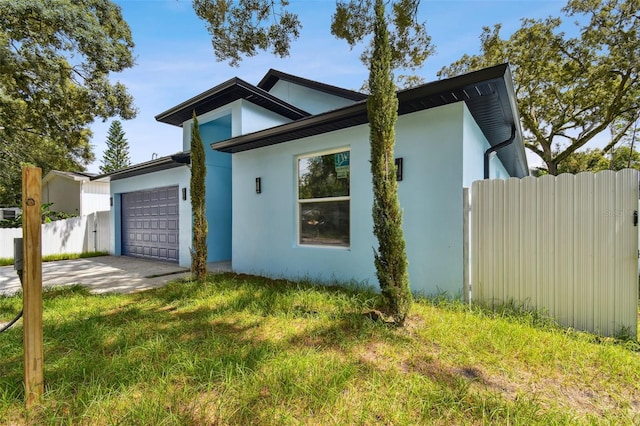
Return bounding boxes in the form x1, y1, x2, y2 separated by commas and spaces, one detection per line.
42, 170, 110, 216
94, 64, 528, 296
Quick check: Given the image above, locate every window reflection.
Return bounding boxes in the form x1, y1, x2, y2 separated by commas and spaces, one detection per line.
298, 152, 349, 199
298, 150, 350, 247
300, 200, 350, 247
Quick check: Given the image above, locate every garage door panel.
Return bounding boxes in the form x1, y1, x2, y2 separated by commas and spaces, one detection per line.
122, 186, 179, 263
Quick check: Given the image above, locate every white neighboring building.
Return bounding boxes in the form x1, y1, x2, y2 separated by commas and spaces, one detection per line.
42, 170, 110, 216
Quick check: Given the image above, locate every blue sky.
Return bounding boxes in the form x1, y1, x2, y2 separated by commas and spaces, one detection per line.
87, 0, 568, 173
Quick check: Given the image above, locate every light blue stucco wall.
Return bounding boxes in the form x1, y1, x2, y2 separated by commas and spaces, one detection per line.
232, 125, 377, 286
462, 105, 510, 186
239, 100, 292, 135
182, 99, 291, 145
268, 80, 357, 114
109, 166, 192, 267
231, 102, 472, 297
182, 100, 292, 147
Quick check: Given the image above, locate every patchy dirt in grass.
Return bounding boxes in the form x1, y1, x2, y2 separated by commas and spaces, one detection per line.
484, 370, 640, 419
179, 389, 226, 425
355, 341, 399, 372
395, 338, 640, 421
358, 313, 640, 421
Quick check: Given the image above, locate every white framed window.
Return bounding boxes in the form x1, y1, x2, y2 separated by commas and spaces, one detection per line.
297, 148, 350, 247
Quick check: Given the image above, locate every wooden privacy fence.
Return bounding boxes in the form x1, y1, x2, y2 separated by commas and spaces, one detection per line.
471, 169, 639, 337
0, 211, 110, 259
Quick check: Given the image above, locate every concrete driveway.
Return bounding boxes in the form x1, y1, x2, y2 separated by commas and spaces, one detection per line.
0, 256, 231, 296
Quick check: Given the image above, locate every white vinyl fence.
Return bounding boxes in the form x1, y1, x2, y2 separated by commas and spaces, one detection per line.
471, 169, 639, 337
0, 211, 110, 259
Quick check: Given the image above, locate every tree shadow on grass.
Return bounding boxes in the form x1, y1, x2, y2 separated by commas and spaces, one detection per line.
0, 273, 521, 424
0, 274, 381, 395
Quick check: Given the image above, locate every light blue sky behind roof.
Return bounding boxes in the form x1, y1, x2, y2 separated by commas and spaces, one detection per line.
88, 0, 569, 173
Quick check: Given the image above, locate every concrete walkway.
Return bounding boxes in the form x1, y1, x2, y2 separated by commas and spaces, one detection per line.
0, 256, 232, 296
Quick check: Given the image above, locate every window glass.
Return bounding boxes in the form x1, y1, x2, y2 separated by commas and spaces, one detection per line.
298, 151, 349, 199
300, 200, 350, 247
298, 150, 350, 247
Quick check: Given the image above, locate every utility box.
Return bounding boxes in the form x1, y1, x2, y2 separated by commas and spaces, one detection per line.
14, 238, 23, 272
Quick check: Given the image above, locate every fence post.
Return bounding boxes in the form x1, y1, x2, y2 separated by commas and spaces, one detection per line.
463, 187, 471, 304
22, 166, 43, 408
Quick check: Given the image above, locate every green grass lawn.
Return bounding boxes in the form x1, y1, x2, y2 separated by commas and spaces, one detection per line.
1, 273, 639, 425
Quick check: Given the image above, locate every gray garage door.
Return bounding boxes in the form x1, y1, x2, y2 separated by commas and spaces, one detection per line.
121, 186, 179, 262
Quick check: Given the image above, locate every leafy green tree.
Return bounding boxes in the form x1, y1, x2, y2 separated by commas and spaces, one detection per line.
554, 145, 640, 175
100, 120, 131, 174
438, 0, 639, 175
610, 145, 640, 170
367, 0, 411, 324
193, 0, 429, 322
193, 0, 302, 67
556, 148, 611, 174
192, 0, 432, 83
0, 0, 137, 206
190, 113, 208, 281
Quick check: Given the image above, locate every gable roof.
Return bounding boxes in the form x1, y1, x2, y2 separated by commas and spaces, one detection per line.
257, 69, 368, 102
154, 77, 310, 127
211, 64, 529, 178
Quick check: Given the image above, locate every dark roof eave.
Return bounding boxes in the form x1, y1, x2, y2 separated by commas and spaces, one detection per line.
257, 69, 367, 101
212, 64, 528, 177
90, 153, 191, 181
155, 77, 310, 127
213, 64, 515, 153
213, 64, 529, 178
212, 102, 367, 153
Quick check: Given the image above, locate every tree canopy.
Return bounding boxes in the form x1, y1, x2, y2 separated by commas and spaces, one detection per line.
438, 0, 639, 175
192, 0, 433, 85
0, 0, 136, 205
550, 145, 640, 175
193, 0, 302, 67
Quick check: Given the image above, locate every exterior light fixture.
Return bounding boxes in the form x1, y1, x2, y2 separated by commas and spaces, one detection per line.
395, 158, 403, 181
182, 187, 187, 200
255, 177, 262, 194
109, 197, 113, 207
